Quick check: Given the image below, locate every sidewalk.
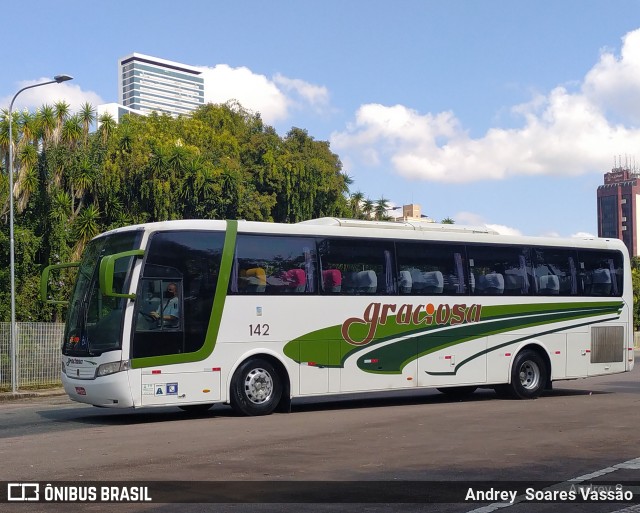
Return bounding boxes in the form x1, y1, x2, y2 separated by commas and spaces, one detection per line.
0, 387, 66, 402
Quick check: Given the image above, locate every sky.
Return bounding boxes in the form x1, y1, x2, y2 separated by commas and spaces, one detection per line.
2, 0, 640, 238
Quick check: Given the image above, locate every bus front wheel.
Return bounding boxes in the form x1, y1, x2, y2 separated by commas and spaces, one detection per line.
502, 349, 548, 399
230, 358, 282, 416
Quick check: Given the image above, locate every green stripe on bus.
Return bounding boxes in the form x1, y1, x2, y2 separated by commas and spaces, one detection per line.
283, 301, 623, 370
422, 316, 620, 376
357, 307, 621, 374
130, 220, 237, 369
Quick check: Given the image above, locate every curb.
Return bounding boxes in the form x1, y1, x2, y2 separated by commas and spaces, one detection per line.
0, 388, 66, 402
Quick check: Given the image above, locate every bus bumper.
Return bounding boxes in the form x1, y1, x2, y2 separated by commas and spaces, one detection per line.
62, 371, 134, 408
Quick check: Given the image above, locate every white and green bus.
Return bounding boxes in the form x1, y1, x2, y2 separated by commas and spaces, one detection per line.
41, 217, 634, 415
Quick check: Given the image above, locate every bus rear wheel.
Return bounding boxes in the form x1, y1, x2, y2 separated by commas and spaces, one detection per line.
230, 358, 282, 416
504, 349, 548, 399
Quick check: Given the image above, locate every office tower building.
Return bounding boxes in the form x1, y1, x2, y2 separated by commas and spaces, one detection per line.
118, 53, 205, 117
597, 167, 640, 256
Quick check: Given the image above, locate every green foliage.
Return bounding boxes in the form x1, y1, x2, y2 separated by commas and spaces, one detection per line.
347, 193, 395, 220
0, 101, 351, 322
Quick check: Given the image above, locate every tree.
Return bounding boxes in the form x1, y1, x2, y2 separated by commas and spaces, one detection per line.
79, 102, 96, 147
37, 104, 56, 148
441, 217, 455, 224
72, 204, 100, 259
361, 198, 374, 219
14, 144, 39, 212
61, 115, 83, 149
374, 197, 390, 220
97, 112, 115, 146
1, 99, 355, 322
54, 101, 71, 144
349, 191, 365, 218
18, 111, 38, 149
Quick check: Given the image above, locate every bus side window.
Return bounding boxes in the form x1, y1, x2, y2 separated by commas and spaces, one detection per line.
318, 238, 395, 295
530, 247, 578, 296
132, 230, 225, 359
467, 245, 524, 296
230, 235, 318, 295
395, 242, 468, 295
578, 250, 623, 296
136, 279, 162, 330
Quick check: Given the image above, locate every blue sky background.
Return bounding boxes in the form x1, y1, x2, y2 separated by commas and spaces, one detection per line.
3, 1, 640, 237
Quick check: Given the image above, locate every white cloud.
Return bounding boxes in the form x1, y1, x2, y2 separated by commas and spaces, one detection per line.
273, 73, 330, 112
583, 29, 640, 124
198, 64, 330, 125
454, 211, 522, 235
1, 79, 103, 112
454, 211, 486, 226
571, 231, 596, 238
485, 224, 522, 236
331, 28, 640, 184
199, 65, 289, 123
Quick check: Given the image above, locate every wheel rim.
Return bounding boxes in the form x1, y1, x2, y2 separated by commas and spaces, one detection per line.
518, 360, 540, 390
243, 368, 274, 404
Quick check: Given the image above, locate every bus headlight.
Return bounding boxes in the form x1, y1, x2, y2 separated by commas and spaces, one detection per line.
96, 360, 131, 378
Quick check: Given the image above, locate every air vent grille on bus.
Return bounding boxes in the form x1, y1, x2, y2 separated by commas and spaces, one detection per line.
590, 326, 624, 363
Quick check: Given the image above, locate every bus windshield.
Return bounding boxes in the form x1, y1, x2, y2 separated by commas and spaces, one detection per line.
63, 230, 143, 357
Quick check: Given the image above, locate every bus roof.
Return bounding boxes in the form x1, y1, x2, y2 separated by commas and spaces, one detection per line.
90, 217, 628, 255
298, 217, 499, 234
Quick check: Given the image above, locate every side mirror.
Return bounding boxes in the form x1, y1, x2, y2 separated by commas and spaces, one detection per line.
99, 250, 145, 298
40, 262, 80, 305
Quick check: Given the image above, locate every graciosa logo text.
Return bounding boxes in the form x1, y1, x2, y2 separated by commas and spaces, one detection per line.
341, 302, 483, 346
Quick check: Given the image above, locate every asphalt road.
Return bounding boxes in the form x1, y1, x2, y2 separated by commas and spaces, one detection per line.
2, 359, 640, 513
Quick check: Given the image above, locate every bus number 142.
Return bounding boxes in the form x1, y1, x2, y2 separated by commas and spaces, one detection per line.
249, 324, 270, 336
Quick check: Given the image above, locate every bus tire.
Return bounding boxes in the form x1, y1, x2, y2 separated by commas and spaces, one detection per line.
436, 386, 477, 399
230, 358, 282, 416
506, 349, 548, 399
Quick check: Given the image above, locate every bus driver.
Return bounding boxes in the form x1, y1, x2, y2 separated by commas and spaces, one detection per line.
150, 282, 179, 327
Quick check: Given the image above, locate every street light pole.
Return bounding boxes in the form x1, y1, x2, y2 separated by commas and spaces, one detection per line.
8, 74, 73, 393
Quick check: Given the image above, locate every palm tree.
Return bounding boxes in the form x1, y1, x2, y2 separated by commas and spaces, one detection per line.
361, 198, 374, 219
79, 102, 96, 146
17, 111, 38, 148
148, 146, 170, 179
117, 122, 132, 153
441, 217, 455, 224
180, 158, 207, 216
349, 191, 365, 218
54, 101, 71, 144
374, 196, 390, 220
0, 110, 11, 171
70, 153, 97, 216
341, 173, 354, 193
49, 189, 72, 223
14, 144, 39, 212
97, 112, 116, 146
168, 143, 189, 174
37, 104, 56, 148
72, 204, 100, 259
61, 115, 83, 149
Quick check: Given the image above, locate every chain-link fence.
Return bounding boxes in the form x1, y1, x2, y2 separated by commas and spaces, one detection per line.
0, 322, 64, 391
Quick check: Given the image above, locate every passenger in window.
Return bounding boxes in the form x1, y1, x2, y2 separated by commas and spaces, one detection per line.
240, 268, 266, 293
151, 283, 180, 327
